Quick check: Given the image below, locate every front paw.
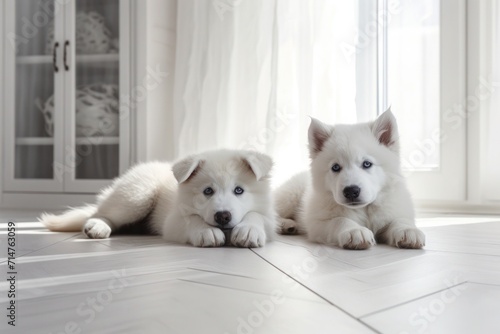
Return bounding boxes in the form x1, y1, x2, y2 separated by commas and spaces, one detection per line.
231, 225, 266, 248
393, 227, 425, 249
338, 227, 375, 250
188, 227, 226, 247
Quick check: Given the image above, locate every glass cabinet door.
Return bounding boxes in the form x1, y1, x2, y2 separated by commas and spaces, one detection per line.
64, 0, 129, 192
2, 0, 129, 194
3, 0, 64, 192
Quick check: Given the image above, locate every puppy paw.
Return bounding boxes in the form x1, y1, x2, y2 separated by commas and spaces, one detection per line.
189, 227, 226, 247
393, 227, 425, 249
83, 218, 112, 239
231, 225, 266, 248
278, 217, 301, 235
338, 227, 375, 250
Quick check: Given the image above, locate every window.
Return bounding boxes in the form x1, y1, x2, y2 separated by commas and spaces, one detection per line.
386, 0, 440, 171
173, 0, 498, 210
361, 0, 466, 202
374, 0, 500, 207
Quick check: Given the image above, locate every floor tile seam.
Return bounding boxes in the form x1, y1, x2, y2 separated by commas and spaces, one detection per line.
359, 281, 469, 319
250, 249, 382, 334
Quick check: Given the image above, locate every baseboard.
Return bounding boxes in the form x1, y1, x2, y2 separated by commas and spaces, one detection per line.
415, 199, 500, 215
0, 193, 95, 211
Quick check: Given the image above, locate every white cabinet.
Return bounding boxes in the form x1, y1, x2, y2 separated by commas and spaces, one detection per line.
2, 0, 131, 198
1, 0, 176, 210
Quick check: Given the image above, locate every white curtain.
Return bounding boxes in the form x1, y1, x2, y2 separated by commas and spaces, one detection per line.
173, 0, 361, 185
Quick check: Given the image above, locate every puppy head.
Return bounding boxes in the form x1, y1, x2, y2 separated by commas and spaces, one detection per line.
173, 150, 273, 228
308, 108, 400, 208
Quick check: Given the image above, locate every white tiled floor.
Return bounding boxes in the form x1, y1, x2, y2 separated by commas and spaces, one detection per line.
1, 213, 500, 333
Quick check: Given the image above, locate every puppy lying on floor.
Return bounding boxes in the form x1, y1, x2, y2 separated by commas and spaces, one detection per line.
274, 109, 425, 249
41, 149, 276, 248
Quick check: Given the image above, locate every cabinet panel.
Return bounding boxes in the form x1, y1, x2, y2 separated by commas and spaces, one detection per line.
63, 0, 130, 192
3, 0, 64, 192
2, 0, 130, 194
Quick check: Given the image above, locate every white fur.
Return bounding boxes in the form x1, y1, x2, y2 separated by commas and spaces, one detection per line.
40, 149, 276, 248
275, 109, 425, 249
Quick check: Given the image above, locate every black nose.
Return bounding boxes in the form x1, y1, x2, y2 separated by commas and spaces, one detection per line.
343, 186, 361, 200
214, 211, 232, 225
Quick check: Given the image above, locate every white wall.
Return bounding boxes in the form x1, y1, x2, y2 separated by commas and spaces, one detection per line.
134, 0, 177, 163
0, 0, 4, 205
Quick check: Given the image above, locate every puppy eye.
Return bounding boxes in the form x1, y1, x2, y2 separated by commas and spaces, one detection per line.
331, 163, 342, 173
203, 187, 214, 196
362, 161, 373, 169
234, 186, 244, 195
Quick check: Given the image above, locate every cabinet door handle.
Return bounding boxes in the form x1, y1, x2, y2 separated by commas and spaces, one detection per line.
64, 41, 70, 71
53, 42, 59, 72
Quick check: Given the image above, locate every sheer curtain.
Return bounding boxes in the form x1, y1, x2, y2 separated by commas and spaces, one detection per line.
173, 0, 361, 185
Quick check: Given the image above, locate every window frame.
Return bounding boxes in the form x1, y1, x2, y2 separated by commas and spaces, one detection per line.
370, 0, 468, 205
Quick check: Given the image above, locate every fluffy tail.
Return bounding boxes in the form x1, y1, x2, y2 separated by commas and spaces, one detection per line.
39, 205, 97, 232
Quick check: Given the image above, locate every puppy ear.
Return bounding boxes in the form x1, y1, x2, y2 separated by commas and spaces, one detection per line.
372, 107, 399, 152
241, 151, 273, 181
308, 117, 332, 158
172, 155, 203, 184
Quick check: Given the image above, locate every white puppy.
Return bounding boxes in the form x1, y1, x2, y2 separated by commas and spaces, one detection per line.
275, 109, 425, 249
41, 149, 276, 248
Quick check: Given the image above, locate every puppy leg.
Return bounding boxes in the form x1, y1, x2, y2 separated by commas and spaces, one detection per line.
376, 222, 425, 249
84, 218, 113, 239
274, 172, 309, 235
309, 217, 375, 250
163, 214, 225, 247
83, 183, 157, 239
278, 217, 301, 235
231, 212, 269, 248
